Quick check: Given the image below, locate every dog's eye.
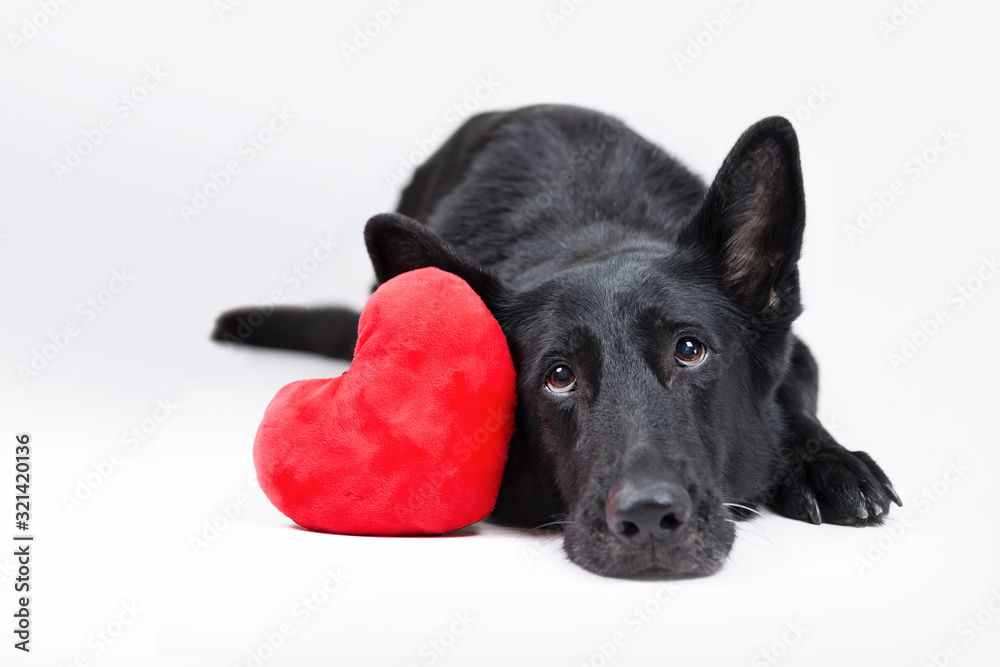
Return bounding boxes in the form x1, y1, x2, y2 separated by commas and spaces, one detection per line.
675, 337, 707, 366
546, 365, 577, 393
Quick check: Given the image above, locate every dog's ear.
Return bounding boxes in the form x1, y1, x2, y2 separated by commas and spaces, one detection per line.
682, 117, 805, 317
364, 213, 510, 310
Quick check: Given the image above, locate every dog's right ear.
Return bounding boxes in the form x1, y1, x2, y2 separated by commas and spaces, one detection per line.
364, 213, 509, 310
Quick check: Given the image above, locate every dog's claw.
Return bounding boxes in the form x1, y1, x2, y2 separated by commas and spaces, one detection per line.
806, 497, 822, 525
769, 446, 897, 528
885, 483, 903, 507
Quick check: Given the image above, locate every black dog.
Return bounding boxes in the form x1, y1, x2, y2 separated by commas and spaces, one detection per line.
214, 105, 900, 579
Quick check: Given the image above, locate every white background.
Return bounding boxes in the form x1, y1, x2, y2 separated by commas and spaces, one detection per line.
1, 1, 998, 665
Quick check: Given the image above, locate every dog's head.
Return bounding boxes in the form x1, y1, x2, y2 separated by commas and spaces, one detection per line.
365, 117, 806, 578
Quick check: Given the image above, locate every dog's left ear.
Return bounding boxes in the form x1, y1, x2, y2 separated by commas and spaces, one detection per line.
364, 213, 510, 311
681, 117, 805, 317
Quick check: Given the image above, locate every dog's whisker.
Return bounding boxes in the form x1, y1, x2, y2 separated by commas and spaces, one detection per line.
731, 522, 784, 560
519, 518, 575, 535
726, 517, 779, 553
723, 502, 765, 518
735, 522, 773, 542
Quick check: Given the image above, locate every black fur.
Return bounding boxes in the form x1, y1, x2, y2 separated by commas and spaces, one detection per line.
213, 105, 899, 579
213, 306, 359, 359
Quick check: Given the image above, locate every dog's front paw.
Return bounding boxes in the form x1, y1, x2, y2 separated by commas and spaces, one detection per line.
769, 448, 902, 526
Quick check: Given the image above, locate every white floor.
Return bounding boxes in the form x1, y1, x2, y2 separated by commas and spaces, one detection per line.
1, 2, 998, 665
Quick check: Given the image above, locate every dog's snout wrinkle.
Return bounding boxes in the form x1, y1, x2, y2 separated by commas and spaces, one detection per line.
605, 480, 692, 548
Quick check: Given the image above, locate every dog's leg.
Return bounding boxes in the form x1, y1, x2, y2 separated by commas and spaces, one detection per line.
766, 336, 902, 526
211, 306, 359, 360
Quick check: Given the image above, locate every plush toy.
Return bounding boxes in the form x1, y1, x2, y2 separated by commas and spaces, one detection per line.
253, 267, 517, 535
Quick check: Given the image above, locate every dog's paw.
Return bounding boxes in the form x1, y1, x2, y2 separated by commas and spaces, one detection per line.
769, 448, 902, 527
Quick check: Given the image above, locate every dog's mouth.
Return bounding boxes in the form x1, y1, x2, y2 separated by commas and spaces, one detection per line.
561, 482, 736, 579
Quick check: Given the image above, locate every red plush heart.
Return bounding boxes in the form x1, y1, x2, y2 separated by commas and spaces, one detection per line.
253, 267, 516, 535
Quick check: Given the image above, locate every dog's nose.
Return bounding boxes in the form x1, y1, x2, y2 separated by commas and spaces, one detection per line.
605, 480, 692, 547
